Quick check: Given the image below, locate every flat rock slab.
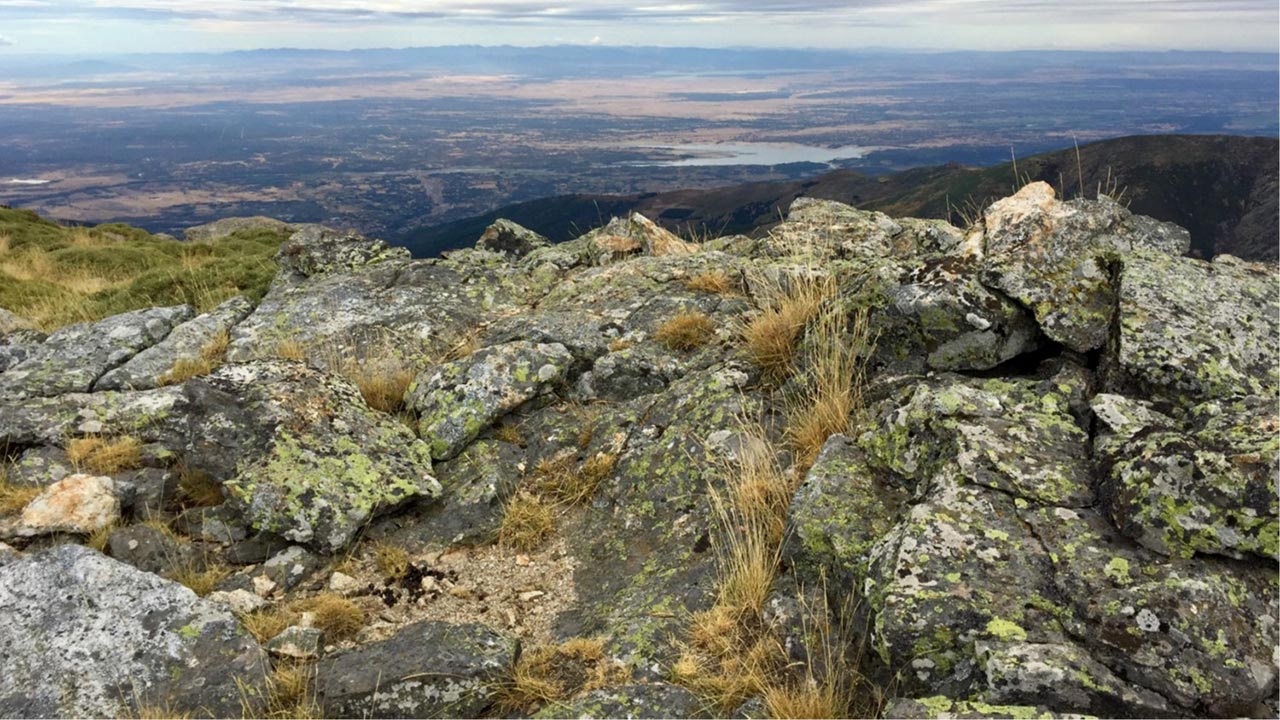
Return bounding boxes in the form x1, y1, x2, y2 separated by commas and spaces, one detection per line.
0, 305, 193, 401
1114, 252, 1278, 405
0, 544, 268, 718
316, 620, 516, 718
96, 296, 253, 391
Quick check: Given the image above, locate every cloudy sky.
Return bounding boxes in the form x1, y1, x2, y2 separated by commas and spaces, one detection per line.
0, 0, 1277, 54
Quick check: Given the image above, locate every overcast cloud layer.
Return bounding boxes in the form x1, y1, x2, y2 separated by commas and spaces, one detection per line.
0, 0, 1277, 53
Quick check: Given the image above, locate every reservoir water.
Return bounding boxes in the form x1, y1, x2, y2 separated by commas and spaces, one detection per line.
633, 142, 877, 167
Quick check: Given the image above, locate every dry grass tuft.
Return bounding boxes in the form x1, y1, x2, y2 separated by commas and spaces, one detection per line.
497, 637, 628, 713
654, 311, 717, 352
274, 339, 308, 362
86, 522, 118, 552
265, 661, 318, 719
531, 452, 617, 507
671, 628, 780, 714
350, 361, 414, 414
240, 607, 296, 645
685, 270, 736, 295
171, 559, 231, 597
134, 704, 193, 720
785, 306, 873, 470
0, 468, 40, 516
158, 330, 230, 385
177, 464, 225, 508
67, 435, 143, 475
607, 337, 634, 352
310, 331, 419, 414
498, 491, 556, 552
291, 593, 365, 642
740, 273, 835, 384
442, 326, 483, 363
493, 422, 526, 447
371, 542, 410, 581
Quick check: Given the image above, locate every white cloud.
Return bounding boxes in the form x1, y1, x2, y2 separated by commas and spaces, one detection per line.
589, 34, 602, 44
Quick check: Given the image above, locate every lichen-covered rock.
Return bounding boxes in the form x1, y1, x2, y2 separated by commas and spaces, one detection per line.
0, 327, 44, 373
975, 182, 1189, 352
875, 256, 1041, 371
582, 213, 696, 264
0, 544, 268, 718
0, 307, 33, 335
194, 362, 440, 554
183, 215, 297, 242
859, 373, 1094, 507
315, 620, 516, 718
1093, 393, 1278, 560
975, 641, 1172, 717
408, 340, 574, 460
784, 434, 909, 590
884, 696, 1068, 719
277, 225, 409, 279
1021, 505, 1277, 717
535, 683, 705, 719
0, 305, 193, 400
7, 473, 119, 538
95, 296, 253, 391
6, 445, 75, 487
477, 218, 551, 257
0, 385, 188, 448
556, 364, 757, 675
267, 625, 325, 660
1111, 251, 1278, 405
772, 197, 964, 262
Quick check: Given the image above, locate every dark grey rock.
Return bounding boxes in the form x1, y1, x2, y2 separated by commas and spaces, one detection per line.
315, 620, 516, 718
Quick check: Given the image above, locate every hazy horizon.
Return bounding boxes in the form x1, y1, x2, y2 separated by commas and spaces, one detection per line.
1, 1, 1277, 55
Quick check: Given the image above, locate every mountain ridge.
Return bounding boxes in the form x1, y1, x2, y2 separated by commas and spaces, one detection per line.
402, 134, 1279, 262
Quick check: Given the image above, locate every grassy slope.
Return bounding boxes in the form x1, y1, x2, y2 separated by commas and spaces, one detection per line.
0, 206, 287, 331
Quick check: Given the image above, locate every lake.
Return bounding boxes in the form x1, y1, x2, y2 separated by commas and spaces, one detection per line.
632, 142, 879, 167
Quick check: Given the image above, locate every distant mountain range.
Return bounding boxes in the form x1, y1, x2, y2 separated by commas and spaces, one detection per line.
401, 134, 1278, 262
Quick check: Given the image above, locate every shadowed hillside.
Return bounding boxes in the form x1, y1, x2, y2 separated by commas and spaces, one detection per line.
403, 134, 1278, 262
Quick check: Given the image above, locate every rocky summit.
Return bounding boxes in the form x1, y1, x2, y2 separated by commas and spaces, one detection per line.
0, 181, 1275, 719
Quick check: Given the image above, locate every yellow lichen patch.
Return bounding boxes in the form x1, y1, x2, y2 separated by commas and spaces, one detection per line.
654, 311, 717, 352
66, 435, 143, 475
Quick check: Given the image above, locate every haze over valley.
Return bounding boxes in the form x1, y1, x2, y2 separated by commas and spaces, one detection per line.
1, 46, 1276, 245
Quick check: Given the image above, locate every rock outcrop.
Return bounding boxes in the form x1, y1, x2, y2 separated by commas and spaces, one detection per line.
0, 192, 1274, 719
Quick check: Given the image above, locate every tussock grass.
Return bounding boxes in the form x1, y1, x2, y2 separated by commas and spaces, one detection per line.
786, 306, 873, 470
371, 542, 410, 582
177, 464, 225, 508
310, 330, 421, 414
741, 273, 836, 384
158, 330, 231, 386
86, 521, 118, 552
274, 339, 307, 362
498, 491, 556, 552
265, 661, 318, 719
290, 593, 365, 642
493, 422, 526, 447
496, 637, 629, 714
240, 607, 295, 645
441, 326, 483, 363
0, 468, 39, 516
531, 452, 617, 507
655, 311, 717, 352
685, 270, 737, 295
171, 558, 231, 597
66, 435, 143, 475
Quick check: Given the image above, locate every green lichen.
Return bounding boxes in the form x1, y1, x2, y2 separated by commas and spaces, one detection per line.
985, 618, 1028, 642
